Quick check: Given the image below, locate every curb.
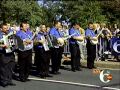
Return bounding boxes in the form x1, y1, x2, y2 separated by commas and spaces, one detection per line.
62, 59, 120, 69
81, 60, 120, 69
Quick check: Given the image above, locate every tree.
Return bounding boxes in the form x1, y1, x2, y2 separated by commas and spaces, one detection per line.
42, 0, 107, 28
0, 0, 119, 28
0, 0, 43, 27
100, 0, 120, 25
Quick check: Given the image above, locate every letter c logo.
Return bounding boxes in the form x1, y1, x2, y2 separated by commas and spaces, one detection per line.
99, 70, 111, 83
113, 40, 120, 53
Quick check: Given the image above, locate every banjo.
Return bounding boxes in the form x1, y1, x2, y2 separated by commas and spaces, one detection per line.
49, 33, 76, 47
60, 33, 76, 46
17, 30, 39, 51
90, 29, 105, 45
77, 35, 86, 45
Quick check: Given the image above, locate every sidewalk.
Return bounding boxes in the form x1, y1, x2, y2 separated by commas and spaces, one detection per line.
81, 60, 120, 69
16, 53, 120, 69
61, 58, 120, 69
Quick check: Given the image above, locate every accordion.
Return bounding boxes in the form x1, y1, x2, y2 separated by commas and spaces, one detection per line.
0, 32, 18, 53
7, 35, 18, 52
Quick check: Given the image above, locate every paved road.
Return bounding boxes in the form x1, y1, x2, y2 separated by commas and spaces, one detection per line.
0, 67, 120, 90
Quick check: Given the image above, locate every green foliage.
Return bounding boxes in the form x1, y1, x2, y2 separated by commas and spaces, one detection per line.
0, 0, 43, 27
42, 0, 108, 28
0, 0, 119, 28
100, 0, 120, 25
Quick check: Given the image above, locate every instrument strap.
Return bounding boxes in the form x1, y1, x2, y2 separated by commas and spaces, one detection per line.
22, 31, 32, 40
75, 29, 81, 36
57, 29, 63, 38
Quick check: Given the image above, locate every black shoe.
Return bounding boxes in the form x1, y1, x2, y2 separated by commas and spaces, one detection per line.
46, 74, 53, 77
8, 82, 16, 86
0, 82, 8, 87
13, 75, 20, 81
40, 75, 46, 79
93, 66, 97, 69
71, 69, 76, 72
76, 68, 82, 71
49, 71, 61, 75
26, 79, 31, 82
37, 74, 46, 79
49, 71, 56, 74
20, 79, 26, 82
87, 67, 93, 69
55, 72, 61, 75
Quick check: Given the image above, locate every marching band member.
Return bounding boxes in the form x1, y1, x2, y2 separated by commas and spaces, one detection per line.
0, 23, 16, 87
69, 22, 83, 72
85, 22, 96, 69
16, 22, 33, 82
34, 24, 52, 78
49, 21, 64, 75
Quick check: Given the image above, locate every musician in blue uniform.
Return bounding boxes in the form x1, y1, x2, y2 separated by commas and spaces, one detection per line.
85, 22, 97, 69
69, 22, 83, 72
16, 22, 33, 82
49, 21, 64, 74
34, 25, 52, 78
0, 23, 16, 87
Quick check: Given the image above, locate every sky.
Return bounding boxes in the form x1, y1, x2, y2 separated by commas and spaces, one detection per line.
38, 0, 44, 6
